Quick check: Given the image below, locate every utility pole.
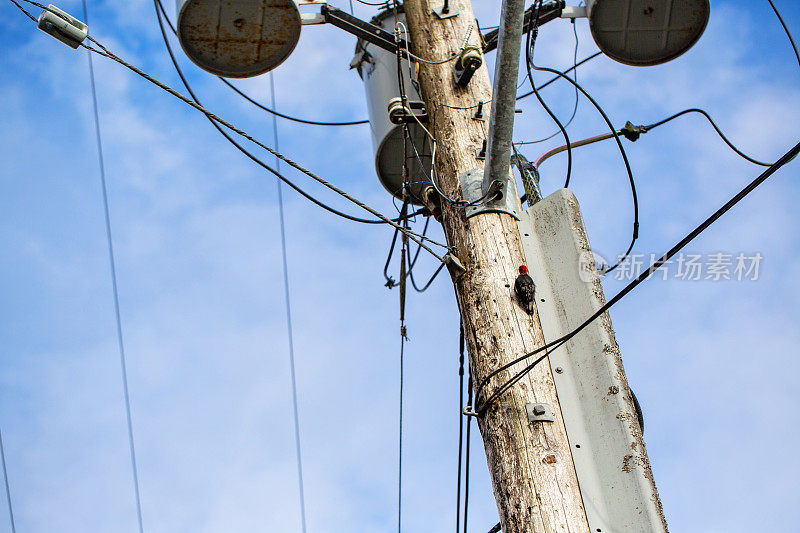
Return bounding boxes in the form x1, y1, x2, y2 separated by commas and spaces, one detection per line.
404, 1, 665, 531
403, 1, 589, 530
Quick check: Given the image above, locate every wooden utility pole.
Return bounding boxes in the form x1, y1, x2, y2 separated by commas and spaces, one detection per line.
403, 1, 590, 531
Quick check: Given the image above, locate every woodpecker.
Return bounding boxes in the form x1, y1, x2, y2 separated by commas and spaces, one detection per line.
514, 265, 536, 315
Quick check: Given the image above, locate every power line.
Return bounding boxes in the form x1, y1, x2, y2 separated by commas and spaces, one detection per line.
152, 0, 368, 127
526, 25, 639, 274
516, 52, 602, 100
0, 425, 16, 533
474, 139, 800, 414
526, 0, 572, 188
269, 72, 308, 533
80, 2, 144, 531
767, 0, 800, 71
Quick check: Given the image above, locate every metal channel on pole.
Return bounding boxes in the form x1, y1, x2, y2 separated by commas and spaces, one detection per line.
481, 0, 526, 197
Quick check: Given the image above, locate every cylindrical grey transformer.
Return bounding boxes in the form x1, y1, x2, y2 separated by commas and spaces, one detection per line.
176, 0, 301, 78
352, 8, 432, 205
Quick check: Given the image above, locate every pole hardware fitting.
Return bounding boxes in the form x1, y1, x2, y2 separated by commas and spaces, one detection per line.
462, 405, 479, 418
458, 168, 520, 220
453, 45, 483, 87
387, 97, 428, 125
321, 5, 411, 58
482, 0, 565, 52
37, 4, 88, 49
525, 403, 555, 423
444, 252, 467, 280
472, 101, 486, 121
476, 139, 487, 160
433, 0, 458, 19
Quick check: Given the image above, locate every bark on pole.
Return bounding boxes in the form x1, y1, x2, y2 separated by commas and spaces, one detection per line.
403, 0, 591, 530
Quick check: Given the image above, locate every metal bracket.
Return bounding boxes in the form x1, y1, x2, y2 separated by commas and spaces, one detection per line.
433, 0, 458, 19
458, 168, 520, 220
482, 0, 564, 52
526, 403, 555, 423
321, 5, 410, 58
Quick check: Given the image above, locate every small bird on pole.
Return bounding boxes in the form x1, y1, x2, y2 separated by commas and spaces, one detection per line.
514, 265, 536, 315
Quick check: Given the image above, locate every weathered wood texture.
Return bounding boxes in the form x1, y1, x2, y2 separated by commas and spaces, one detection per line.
403, 1, 590, 531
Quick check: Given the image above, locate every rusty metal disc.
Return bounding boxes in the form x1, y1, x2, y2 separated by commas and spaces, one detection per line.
177, 0, 301, 78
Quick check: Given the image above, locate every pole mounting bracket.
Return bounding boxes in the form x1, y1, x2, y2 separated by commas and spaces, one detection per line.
526, 403, 555, 423
458, 168, 520, 220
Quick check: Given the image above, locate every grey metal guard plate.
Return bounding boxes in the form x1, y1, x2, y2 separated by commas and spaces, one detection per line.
178, 0, 301, 78
517, 189, 667, 532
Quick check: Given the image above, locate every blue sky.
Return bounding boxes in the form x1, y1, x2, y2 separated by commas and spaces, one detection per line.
1, 0, 799, 531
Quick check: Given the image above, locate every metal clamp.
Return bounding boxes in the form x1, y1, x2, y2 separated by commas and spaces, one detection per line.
458, 168, 520, 220
433, 0, 458, 19
37, 4, 87, 49
525, 403, 555, 423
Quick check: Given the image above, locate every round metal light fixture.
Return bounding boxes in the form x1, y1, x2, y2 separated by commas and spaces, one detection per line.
586, 0, 710, 66
176, 0, 302, 78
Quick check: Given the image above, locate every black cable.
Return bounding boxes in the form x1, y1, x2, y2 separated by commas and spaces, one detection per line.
643, 108, 771, 167
475, 139, 800, 414
384, 200, 410, 288
768, 0, 800, 71
154, 0, 368, 127
269, 72, 308, 533
82, 3, 145, 532
219, 78, 369, 126
516, 52, 602, 100
455, 325, 465, 533
153, 0, 394, 226
463, 368, 473, 533
518, 18, 581, 147
0, 425, 15, 533
488, 522, 502, 533
528, 53, 639, 274
526, 1, 571, 188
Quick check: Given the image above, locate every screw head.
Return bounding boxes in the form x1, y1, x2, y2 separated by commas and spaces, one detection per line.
533, 405, 546, 416
555, 367, 563, 374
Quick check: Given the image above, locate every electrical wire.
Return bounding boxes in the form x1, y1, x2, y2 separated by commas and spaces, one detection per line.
767, 0, 800, 71
455, 325, 465, 533
526, 0, 571, 188
151, 0, 405, 228
516, 52, 602, 100
152, 0, 368, 127
23, 0, 448, 258
643, 108, 771, 167
473, 139, 800, 414
527, 40, 639, 274
462, 367, 473, 533
269, 72, 308, 533
517, 18, 581, 147
0, 425, 15, 533
80, 2, 145, 531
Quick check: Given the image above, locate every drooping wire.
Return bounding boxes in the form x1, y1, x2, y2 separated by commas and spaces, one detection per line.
219, 78, 369, 127
767, 0, 800, 71
0, 425, 16, 533
151, 0, 390, 226
269, 72, 308, 533
642, 108, 771, 166
516, 52, 602, 100
462, 366, 473, 533
527, 34, 639, 274
150, 0, 367, 126
517, 17, 580, 147
81, 2, 144, 531
455, 326, 465, 533
474, 139, 800, 414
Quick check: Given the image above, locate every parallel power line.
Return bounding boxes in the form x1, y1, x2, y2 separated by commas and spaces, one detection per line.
269, 72, 308, 533
80, 1, 145, 532
0, 425, 16, 533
